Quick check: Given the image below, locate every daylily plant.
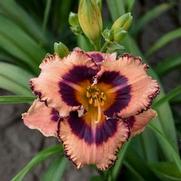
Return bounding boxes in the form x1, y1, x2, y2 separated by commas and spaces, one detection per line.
22, 48, 159, 170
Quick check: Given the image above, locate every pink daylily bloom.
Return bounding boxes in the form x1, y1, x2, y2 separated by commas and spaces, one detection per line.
22, 48, 159, 170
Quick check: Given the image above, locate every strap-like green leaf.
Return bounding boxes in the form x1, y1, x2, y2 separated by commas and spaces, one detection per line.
149, 162, 181, 181
11, 145, 63, 181
106, 0, 125, 21
123, 35, 179, 161
0, 62, 33, 89
133, 3, 173, 35
0, 16, 46, 73
0, 62, 33, 95
43, 0, 52, 32
155, 55, 181, 76
111, 140, 131, 180
0, 76, 31, 95
124, 0, 135, 12
41, 157, 67, 181
0, 0, 48, 45
148, 124, 181, 171
0, 96, 35, 104
124, 161, 145, 181
123, 148, 159, 181
153, 86, 181, 108
171, 95, 181, 104
146, 28, 181, 57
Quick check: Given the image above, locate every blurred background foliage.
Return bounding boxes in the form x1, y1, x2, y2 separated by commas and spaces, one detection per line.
0, 0, 181, 180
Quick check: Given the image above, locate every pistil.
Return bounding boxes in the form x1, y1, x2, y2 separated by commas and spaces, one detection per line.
86, 85, 106, 123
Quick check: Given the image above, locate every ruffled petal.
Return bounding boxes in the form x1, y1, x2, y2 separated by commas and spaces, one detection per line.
30, 50, 97, 116
100, 54, 160, 118
58, 111, 129, 170
128, 109, 157, 136
87, 51, 117, 64
22, 100, 60, 137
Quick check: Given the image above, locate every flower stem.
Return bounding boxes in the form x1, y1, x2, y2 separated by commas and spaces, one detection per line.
101, 41, 110, 52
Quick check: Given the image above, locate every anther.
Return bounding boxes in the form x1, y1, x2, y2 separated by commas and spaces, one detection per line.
86, 85, 106, 107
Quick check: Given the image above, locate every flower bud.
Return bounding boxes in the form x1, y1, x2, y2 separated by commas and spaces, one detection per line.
111, 13, 133, 43
69, 12, 79, 27
78, 0, 103, 43
102, 28, 113, 42
113, 29, 127, 43
54, 42, 69, 58
69, 12, 82, 35
96, 0, 102, 10
112, 13, 133, 31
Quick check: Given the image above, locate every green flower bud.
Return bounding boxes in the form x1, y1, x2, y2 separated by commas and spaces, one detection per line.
69, 12, 79, 27
69, 12, 82, 35
96, 0, 102, 10
102, 28, 113, 42
113, 29, 127, 43
78, 0, 103, 44
111, 12, 133, 43
112, 13, 133, 31
54, 42, 69, 58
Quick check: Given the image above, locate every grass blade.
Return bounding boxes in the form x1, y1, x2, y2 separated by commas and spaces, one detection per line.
0, 75, 32, 95
0, 62, 33, 95
41, 157, 67, 181
0, 16, 46, 73
0, 16, 46, 62
106, 0, 125, 21
124, 148, 158, 181
150, 162, 181, 181
148, 124, 181, 171
124, 161, 145, 181
0, 62, 33, 90
0, 0, 48, 45
0, 96, 35, 104
123, 35, 179, 157
111, 141, 131, 180
146, 28, 181, 57
0, 33, 38, 74
153, 86, 181, 108
11, 145, 63, 181
43, 0, 52, 32
133, 3, 173, 35
171, 95, 181, 104
155, 55, 181, 76
125, 0, 135, 12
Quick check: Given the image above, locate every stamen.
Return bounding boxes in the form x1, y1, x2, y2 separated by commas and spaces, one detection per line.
86, 85, 106, 109
86, 91, 91, 98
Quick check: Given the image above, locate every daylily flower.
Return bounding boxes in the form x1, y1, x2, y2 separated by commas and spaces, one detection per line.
22, 48, 159, 170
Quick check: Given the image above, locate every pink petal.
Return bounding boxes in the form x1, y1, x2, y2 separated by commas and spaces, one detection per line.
22, 100, 60, 137
58, 111, 129, 170
101, 53, 160, 118
30, 50, 96, 117
129, 109, 157, 136
87, 51, 117, 64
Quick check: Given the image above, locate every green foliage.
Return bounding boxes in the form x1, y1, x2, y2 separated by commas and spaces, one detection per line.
0, 1, 180, 181
153, 86, 181, 108
41, 157, 67, 181
155, 55, 181, 76
11, 145, 63, 181
0, 96, 35, 104
150, 162, 181, 181
132, 3, 173, 35
146, 28, 181, 57
54, 42, 69, 58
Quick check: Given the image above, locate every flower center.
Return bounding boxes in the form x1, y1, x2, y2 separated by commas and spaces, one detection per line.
86, 85, 106, 107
